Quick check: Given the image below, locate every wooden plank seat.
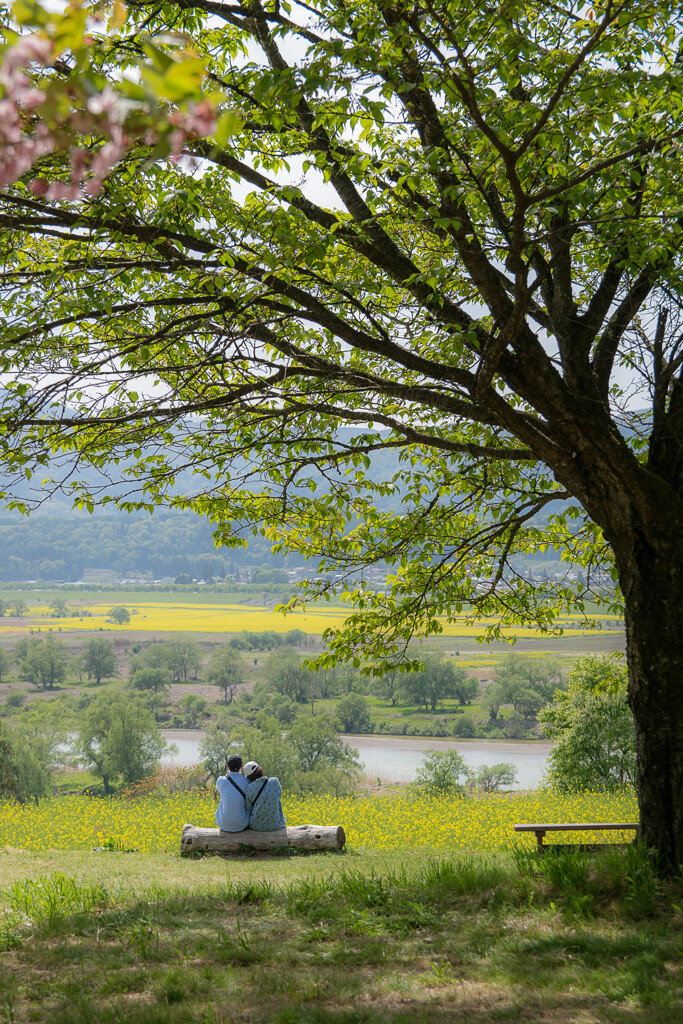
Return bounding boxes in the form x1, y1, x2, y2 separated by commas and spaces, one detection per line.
181, 823, 346, 856
514, 822, 638, 852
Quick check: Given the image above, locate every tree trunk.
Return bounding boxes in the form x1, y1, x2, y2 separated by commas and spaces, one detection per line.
619, 543, 683, 871
180, 823, 346, 856
552, 434, 683, 871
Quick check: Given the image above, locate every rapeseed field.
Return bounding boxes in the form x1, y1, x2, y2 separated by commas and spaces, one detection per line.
0, 790, 637, 854
0, 599, 622, 638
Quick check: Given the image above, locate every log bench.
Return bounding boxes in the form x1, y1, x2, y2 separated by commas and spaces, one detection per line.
514, 821, 638, 853
181, 823, 346, 856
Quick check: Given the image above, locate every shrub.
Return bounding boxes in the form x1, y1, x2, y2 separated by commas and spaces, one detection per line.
121, 766, 208, 798
414, 750, 469, 796
452, 714, 475, 738
334, 692, 372, 733
474, 762, 518, 792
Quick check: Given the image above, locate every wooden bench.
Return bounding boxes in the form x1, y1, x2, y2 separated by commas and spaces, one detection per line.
514, 822, 638, 852
181, 823, 346, 856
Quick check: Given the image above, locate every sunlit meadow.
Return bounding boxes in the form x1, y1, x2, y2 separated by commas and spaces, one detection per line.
0, 790, 637, 855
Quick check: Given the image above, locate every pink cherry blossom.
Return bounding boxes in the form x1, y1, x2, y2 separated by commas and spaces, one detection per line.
86, 86, 122, 120
1, 28, 219, 198
2, 35, 53, 74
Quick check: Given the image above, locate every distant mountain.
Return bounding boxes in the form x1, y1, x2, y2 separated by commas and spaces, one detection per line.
0, 427, 570, 583
0, 510, 289, 583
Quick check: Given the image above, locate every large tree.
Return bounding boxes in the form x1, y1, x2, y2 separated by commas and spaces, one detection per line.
78, 691, 167, 792
16, 634, 67, 691
84, 637, 117, 685
1, 1, 683, 866
208, 644, 245, 703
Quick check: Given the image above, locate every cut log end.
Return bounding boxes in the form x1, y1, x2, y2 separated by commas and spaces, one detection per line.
180, 823, 346, 856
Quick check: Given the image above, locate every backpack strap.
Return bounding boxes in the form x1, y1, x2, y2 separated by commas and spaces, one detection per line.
250, 777, 269, 812
227, 775, 247, 803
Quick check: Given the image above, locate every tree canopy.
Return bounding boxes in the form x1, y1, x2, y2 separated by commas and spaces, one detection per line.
78, 691, 167, 792
541, 654, 636, 791
16, 633, 67, 690
399, 653, 477, 712
83, 637, 117, 685
2, 1, 683, 865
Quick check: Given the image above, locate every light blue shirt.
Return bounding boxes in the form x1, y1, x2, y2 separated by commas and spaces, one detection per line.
245, 776, 286, 832
215, 772, 249, 832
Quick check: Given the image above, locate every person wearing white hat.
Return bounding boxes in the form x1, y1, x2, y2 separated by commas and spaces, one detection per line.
243, 761, 286, 832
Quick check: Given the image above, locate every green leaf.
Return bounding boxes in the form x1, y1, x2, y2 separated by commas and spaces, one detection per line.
214, 110, 240, 147
53, 7, 87, 54
11, 0, 51, 28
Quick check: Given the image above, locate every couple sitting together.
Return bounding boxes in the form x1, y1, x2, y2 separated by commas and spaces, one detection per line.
215, 754, 286, 833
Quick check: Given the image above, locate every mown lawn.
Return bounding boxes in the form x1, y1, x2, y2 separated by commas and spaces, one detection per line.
0, 846, 681, 1024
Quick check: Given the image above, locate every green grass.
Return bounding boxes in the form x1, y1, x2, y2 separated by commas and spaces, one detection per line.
0, 845, 680, 1023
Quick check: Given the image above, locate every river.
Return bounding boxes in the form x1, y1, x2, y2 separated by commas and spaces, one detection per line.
161, 730, 551, 789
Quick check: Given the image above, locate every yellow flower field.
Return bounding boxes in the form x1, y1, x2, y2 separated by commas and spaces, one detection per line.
0, 790, 638, 854
0, 599, 622, 639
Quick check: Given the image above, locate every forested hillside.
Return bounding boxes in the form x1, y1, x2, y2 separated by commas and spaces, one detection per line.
0, 512, 283, 582
0, 435, 403, 582
2, 435, 563, 583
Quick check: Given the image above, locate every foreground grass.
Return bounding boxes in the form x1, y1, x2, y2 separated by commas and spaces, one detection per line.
0, 846, 681, 1024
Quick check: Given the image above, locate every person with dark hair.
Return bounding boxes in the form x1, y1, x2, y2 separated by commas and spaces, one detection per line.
215, 753, 249, 832
243, 761, 286, 831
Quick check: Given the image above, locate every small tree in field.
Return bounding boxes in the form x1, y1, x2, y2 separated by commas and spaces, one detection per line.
334, 692, 373, 734
400, 655, 476, 713
108, 606, 130, 625
16, 634, 66, 690
265, 648, 310, 704
129, 667, 172, 696
288, 713, 360, 776
49, 597, 69, 618
78, 691, 167, 793
474, 763, 518, 793
167, 635, 201, 683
